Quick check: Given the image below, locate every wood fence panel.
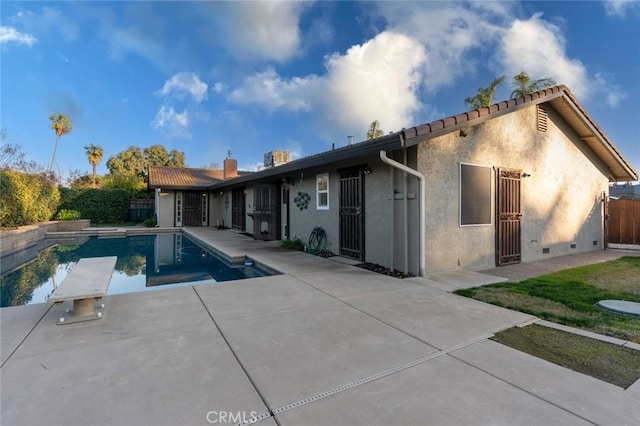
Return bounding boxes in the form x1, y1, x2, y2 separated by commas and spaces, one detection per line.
607, 199, 639, 244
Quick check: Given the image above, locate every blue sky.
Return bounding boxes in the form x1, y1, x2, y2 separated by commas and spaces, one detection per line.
1, 1, 639, 180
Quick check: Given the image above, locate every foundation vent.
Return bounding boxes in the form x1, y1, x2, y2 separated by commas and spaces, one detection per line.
570, 243, 577, 249
542, 247, 550, 254
593, 240, 598, 246
537, 105, 548, 132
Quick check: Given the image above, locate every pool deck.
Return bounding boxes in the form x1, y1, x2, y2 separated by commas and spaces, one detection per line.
1, 228, 639, 425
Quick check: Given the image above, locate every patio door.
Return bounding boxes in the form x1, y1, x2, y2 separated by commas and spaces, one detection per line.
339, 168, 364, 260
496, 168, 522, 265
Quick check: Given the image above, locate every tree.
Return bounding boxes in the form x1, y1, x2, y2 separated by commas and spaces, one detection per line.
84, 144, 104, 188
106, 146, 147, 176
48, 114, 72, 174
366, 121, 384, 140
510, 71, 556, 99
1, 129, 45, 173
464, 75, 506, 110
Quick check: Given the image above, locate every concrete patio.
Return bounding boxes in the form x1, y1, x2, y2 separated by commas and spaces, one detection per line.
1, 228, 639, 425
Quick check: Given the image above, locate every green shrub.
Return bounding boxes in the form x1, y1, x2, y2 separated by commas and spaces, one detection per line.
58, 188, 130, 223
0, 170, 60, 228
55, 209, 81, 220
144, 217, 157, 227
280, 238, 304, 251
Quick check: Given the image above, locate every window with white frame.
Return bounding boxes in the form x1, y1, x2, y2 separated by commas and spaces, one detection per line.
316, 173, 329, 210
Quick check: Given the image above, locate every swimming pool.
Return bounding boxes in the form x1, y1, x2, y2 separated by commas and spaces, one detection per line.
0, 233, 277, 307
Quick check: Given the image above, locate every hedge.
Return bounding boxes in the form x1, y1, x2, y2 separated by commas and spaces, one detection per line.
59, 188, 130, 223
0, 170, 61, 228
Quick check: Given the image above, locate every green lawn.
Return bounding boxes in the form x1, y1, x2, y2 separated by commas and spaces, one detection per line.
455, 256, 640, 343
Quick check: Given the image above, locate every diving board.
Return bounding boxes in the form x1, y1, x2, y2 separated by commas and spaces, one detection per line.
49, 256, 117, 325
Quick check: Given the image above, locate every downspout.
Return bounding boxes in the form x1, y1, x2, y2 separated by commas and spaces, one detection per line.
155, 188, 161, 227
380, 150, 426, 277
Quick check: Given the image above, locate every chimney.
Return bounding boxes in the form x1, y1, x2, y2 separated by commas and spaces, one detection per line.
223, 150, 238, 180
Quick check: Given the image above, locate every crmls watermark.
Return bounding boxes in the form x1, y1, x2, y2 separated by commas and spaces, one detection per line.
206, 411, 259, 424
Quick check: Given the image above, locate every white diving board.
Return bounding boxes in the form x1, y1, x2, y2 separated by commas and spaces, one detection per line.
49, 256, 117, 325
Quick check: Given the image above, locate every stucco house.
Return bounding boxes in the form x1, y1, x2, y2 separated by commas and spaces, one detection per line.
148, 85, 638, 276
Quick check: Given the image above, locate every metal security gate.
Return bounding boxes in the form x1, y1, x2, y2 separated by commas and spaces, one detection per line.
183, 192, 203, 226
232, 188, 246, 230
496, 168, 522, 265
251, 183, 280, 240
339, 169, 364, 260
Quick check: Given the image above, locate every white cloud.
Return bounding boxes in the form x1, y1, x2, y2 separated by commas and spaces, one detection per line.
322, 31, 427, 133
228, 31, 427, 137
229, 67, 319, 112
372, 2, 512, 90
213, 1, 307, 62
213, 82, 224, 94
604, 0, 640, 17
151, 105, 190, 139
498, 14, 626, 107
9, 7, 78, 41
0, 26, 37, 46
156, 72, 208, 103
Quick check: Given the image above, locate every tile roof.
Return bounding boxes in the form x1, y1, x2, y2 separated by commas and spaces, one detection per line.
156, 85, 636, 190
148, 166, 223, 189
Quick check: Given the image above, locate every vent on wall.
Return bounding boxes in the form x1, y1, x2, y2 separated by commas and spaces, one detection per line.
542, 247, 550, 254
570, 243, 577, 249
537, 105, 548, 132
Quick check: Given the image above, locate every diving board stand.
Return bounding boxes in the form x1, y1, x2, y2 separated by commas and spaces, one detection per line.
49, 256, 117, 325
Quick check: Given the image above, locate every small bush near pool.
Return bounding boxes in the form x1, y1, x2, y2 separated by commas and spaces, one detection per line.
55, 209, 81, 220
144, 217, 157, 227
281, 238, 304, 251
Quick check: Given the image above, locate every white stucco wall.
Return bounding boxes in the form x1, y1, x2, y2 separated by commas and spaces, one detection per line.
418, 104, 610, 273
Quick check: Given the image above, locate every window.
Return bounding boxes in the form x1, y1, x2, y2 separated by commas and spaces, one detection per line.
460, 163, 491, 226
316, 173, 329, 210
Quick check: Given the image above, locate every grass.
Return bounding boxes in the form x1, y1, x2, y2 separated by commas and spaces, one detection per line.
492, 325, 640, 388
455, 256, 640, 343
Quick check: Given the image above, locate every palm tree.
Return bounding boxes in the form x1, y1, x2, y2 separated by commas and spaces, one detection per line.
510, 71, 556, 99
464, 75, 506, 110
48, 114, 72, 175
84, 144, 104, 188
366, 120, 384, 140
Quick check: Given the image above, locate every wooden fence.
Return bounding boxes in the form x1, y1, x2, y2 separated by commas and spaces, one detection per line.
607, 199, 639, 245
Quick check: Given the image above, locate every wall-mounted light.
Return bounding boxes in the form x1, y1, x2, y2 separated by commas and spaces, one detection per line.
363, 167, 372, 174
522, 172, 531, 178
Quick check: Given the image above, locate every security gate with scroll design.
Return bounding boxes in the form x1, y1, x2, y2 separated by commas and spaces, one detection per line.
339, 169, 364, 260
496, 168, 522, 265
183, 192, 203, 226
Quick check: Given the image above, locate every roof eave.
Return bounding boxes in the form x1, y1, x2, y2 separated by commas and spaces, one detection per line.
208, 133, 404, 190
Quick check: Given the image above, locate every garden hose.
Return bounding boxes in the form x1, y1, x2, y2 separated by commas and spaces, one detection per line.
307, 226, 326, 254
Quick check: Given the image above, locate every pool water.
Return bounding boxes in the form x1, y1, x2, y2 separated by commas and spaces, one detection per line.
0, 233, 276, 307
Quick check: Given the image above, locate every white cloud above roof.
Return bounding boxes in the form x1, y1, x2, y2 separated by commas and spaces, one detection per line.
156, 72, 209, 103
151, 105, 190, 139
215, 1, 306, 63
498, 13, 626, 107
228, 31, 426, 137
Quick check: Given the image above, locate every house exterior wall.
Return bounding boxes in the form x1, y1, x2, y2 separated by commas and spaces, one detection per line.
209, 191, 228, 228
283, 154, 398, 265
157, 190, 175, 227
417, 104, 610, 273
